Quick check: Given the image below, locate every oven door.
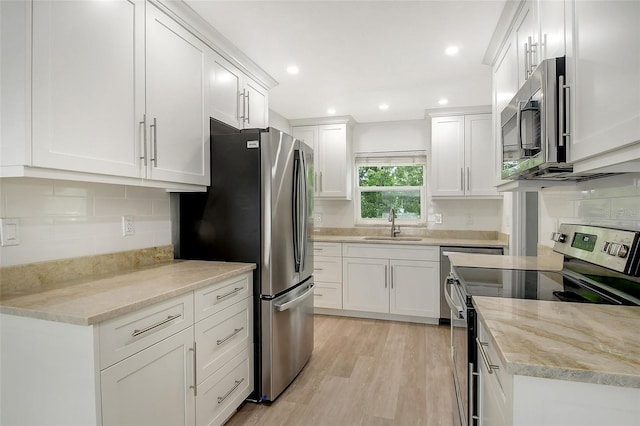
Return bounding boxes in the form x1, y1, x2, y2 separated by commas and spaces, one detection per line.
445, 276, 469, 426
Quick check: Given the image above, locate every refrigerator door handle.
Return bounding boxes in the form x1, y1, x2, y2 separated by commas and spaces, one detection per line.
274, 284, 314, 312
292, 150, 302, 271
300, 150, 308, 272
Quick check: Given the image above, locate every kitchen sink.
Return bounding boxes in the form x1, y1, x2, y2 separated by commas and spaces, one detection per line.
362, 236, 422, 241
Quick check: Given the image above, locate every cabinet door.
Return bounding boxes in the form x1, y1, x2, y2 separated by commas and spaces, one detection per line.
389, 260, 439, 318
514, 0, 538, 85
431, 116, 465, 197
539, 0, 565, 60
567, 0, 640, 167
101, 327, 195, 426
342, 257, 388, 313
317, 124, 350, 199
146, 3, 210, 186
245, 78, 268, 129
209, 55, 243, 129
292, 126, 319, 192
31, 0, 144, 177
465, 114, 497, 196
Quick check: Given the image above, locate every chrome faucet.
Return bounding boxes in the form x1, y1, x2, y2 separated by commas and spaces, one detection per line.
388, 208, 401, 237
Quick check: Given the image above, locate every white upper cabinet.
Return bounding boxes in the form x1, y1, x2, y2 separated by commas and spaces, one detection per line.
209, 54, 269, 130
538, 0, 566, 60
565, 0, 640, 172
431, 114, 499, 198
1, 0, 273, 189
514, 0, 539, 85
31, 0, 145, 178
292, 120, 353, 200
146, 2, 211, 186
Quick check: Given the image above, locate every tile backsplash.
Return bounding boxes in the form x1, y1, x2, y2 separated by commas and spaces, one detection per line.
0, 178, 172, 267
539, 173, 640, 247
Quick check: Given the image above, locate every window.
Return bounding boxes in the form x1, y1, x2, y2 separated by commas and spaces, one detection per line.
355, 155, 426, 225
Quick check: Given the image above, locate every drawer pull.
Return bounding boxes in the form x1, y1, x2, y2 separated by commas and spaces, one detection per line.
314, 268, 324, 271
132, 314, 181, 337
314, 293, 324, 297
216, 327, 244, 346
216, 287, 243, 301
476, 337, 500, 374
218, 378, 245, 404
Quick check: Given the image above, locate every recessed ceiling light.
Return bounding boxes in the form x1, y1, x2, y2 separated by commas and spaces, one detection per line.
438, 98, 449, 105
445, 46, 459, 56
379, 104, 389, 110
286, 65, 299, 75
327, 108, 336, 115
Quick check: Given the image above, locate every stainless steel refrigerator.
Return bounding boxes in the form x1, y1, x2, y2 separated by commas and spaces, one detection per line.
179, 123, 314, 402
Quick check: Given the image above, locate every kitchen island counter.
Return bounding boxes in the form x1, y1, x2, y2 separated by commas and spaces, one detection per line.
0, 260, 256, 325
473, 296, 640, 388
314, 234, 507, 248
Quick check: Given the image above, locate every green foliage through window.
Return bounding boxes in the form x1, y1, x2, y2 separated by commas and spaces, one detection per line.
357, 165, 425, 221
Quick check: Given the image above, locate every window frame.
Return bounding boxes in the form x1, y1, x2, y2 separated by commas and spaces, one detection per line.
354, 155, 427, 226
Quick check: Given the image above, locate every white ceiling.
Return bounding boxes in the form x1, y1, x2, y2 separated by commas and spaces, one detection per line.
186, 0, 506, 123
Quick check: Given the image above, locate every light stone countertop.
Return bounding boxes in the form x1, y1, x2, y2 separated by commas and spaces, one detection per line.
0, 260, 256, 326
473, 296, 640, 388
447, 252, 563, 271
314, 235, 507, 248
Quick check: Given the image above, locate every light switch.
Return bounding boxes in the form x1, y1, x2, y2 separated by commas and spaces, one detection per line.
0, 218, 20, 246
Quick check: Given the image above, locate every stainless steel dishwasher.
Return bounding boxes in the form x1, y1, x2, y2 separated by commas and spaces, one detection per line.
439, 246, 503, 323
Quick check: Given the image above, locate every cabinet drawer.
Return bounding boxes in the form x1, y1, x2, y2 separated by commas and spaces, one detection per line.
313, 242, 342, 257
343, 243, 439, 261
99, 293, 194, 369
314, 256, 342, 282
314, 282, 342, 309
195, 273, 252, 322
196, 349, 252, 426
195, 298, 251, 383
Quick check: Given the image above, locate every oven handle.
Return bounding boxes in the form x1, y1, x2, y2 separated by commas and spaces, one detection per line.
444, 276, 464, 320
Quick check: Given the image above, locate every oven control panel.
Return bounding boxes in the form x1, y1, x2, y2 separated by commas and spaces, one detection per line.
552, 224, 640, 276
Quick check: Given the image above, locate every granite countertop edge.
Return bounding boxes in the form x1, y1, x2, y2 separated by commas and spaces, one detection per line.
313, 235, 508, 247
0, 261, 256, 326
473, 296, 640, 389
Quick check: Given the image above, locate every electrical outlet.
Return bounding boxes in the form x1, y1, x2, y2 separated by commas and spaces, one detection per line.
122, 216, 135, 236
315, 213, 323, 224
0, 218, 20, 246
434, 214, 442, 224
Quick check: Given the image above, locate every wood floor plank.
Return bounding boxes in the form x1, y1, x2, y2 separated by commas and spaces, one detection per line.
225, 315, 455, 426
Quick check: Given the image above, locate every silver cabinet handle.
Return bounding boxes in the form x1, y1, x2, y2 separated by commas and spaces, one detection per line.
139, 115, 147, 166
524, 42, 530, 78
150, 117, 158, 167
314, 268, 324, 271
460, 168, 464, 191
476, 337, 500, 374
390, 265, 394, 289
314, 293, 323, 297
384, 265, 388, 288
314, 172, 318, 192
132, 314, 181, 337
189, 342, 197, 396
529, 37, 538, 72
314, 247, 324, 252
246, 90, 250, 124
216, 287, 243, 301
466, 167, 470, 191
218, 378, 244, 404
217, 327, 244, 346
319, 172, 323, 192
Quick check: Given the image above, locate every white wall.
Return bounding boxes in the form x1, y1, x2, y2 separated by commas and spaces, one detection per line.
314, 119, 503, 231
269, 109, 292, 134
538, 173, 640, 248
0, 178, 172, 267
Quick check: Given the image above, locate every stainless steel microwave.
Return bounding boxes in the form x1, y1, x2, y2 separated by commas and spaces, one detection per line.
501, 57, 571, 180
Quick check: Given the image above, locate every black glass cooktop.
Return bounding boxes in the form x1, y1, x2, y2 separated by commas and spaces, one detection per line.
453, 265, 640, 306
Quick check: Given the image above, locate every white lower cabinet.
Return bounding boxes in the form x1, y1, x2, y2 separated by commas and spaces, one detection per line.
101, 327, 196, 426
313, 242, 343, 309
0, 272, 253, 426
477, 318, 640, 426
341, 244, 440, 320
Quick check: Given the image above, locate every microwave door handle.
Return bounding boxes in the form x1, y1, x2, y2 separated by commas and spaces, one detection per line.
516, 102, 523, 153
558, 75, 570, 147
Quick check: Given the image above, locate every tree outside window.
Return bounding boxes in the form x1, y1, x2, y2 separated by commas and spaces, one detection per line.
356, 161, 426, 224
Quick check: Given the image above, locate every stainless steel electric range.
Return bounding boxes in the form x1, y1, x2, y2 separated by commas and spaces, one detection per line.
445, 224, 640, 426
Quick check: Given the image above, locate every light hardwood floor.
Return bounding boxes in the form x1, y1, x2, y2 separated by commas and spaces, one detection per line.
226, 315, 455, 426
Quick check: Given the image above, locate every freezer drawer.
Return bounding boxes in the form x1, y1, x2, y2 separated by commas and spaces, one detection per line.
260, 279, 314, 401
